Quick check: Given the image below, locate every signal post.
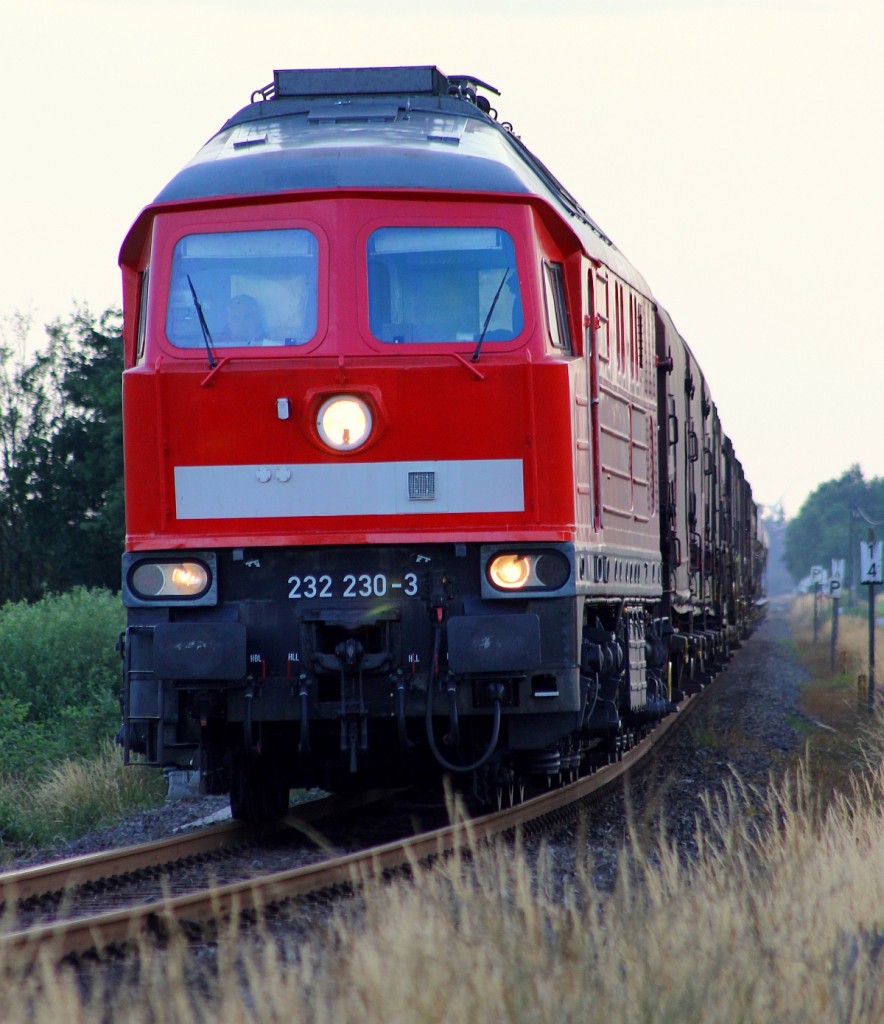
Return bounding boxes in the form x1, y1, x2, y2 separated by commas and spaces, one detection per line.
830, 559, 844, 674
860, 535, 882, 711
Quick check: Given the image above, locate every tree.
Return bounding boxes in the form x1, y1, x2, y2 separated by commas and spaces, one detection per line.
0, 306, 123, 603
0, 311, 54, 602
37, 307, 124, 593
784, 465, 884, 586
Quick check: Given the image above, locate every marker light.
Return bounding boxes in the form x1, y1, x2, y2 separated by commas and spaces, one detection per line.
317, 396, 372, 451
130, 560, 211, 599
486, 551, 571, 592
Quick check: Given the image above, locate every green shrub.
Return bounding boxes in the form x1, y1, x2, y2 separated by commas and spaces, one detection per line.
0, 587, 124, 780
0, 694, 122, 781
0, 587, 124, 724
0, 588, 155, 849
0, 697, 52, 778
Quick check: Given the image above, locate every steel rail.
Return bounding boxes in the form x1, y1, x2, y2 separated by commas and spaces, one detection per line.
0, 683, 714, 969
0, 788, 401, 907
0, 820, 249, 906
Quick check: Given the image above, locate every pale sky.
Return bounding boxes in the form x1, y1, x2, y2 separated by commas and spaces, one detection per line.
2, 0, 882, 519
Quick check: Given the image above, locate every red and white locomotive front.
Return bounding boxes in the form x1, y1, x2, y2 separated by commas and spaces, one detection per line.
118, 67, 664, 816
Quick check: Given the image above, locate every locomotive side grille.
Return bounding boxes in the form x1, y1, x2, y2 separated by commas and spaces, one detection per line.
408, 471, 436, 500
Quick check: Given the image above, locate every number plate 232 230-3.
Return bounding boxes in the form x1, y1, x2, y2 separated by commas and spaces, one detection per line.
287, 572, 419, 600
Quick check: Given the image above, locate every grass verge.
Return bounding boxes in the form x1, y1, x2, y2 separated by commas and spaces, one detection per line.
789, 594, 884, 801
0, 740, 166, 857
8, 764, 884, 1022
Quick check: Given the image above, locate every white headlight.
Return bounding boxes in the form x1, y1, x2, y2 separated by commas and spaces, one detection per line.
486, 550, 571, 592
488, 554, 531, 590
130, 561, 210, 599
316, 396, 372, 451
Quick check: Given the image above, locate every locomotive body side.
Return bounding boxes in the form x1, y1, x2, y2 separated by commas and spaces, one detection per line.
117, 67, 758, 817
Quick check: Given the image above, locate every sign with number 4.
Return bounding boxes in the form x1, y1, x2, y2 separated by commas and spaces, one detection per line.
860, 541, 883, 584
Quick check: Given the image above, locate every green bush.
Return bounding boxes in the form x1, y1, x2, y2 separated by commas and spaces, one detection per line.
0, 586, 129, 835
0, 698, 52, 778
0, 587, 124, 727
0, 587, 124, 777
0, 588, 169, 850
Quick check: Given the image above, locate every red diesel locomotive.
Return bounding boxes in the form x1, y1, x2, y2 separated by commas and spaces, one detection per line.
118, 66, 765, 819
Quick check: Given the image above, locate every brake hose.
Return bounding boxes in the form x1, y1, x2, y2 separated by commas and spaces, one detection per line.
424, 616, 501, 774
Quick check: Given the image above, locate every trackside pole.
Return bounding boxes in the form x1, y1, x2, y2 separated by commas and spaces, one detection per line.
810, 565, 825, 643
813, 581, 820, 643
869, 580, 876, 711
831, 591, 839, 673
830, 559, 844, 674
860, 534, 881, 712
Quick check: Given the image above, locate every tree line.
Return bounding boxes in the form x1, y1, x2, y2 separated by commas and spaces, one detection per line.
0, 307, 123, 604
783, 465, 884, 589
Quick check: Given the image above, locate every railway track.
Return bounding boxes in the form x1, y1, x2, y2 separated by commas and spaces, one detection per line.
0, 681, 713, 970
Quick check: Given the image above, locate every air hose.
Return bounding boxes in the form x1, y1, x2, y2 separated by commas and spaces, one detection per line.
424, 616, 501, 774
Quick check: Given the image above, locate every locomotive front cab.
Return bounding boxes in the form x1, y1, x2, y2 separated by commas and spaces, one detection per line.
119, 185, 594, 817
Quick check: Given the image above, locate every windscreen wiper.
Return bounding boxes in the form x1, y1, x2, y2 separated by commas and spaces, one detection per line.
471, 267, 510, 364
186, 274, 218, 369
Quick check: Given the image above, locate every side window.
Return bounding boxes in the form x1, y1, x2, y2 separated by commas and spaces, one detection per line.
687, 421, 699, 463
667, 394, 678, 447
636, 304, 645, 372
542, 261, 572, 353
594, 270, 610, 361
615, 282, 626, 373
136, 269, 149, 363
585, 269, 594, 354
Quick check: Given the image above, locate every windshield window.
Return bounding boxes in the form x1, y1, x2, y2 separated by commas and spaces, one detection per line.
166, 229, 318, 348
368, 227, 523, 344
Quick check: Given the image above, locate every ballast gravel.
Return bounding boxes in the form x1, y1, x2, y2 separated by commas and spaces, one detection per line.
527, 601, 819, 892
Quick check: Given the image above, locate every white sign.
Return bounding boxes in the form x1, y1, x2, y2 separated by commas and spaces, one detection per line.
830, 558, 845, 597
860, 541, 883, 585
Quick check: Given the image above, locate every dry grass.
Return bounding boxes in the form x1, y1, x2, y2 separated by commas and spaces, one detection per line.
791, 592, 882, 687
6, 765, 884, 1022
4, 598, 884, 1021
0, 741, 165, 854
789, 593, 884, 801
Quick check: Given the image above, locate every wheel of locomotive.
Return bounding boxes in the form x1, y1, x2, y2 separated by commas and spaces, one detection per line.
229, 754, 290, 823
